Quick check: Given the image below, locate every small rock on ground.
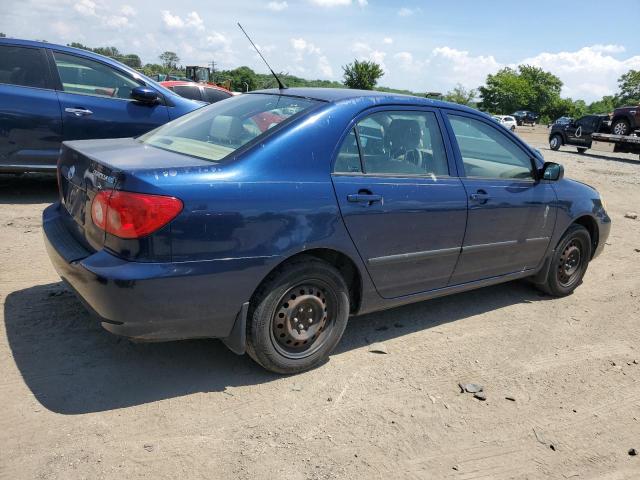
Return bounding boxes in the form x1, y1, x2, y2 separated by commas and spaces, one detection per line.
624, 212, 638, 219
368, 342, 388, 354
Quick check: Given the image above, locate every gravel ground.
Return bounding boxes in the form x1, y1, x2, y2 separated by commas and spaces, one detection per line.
1, 127, 639, 479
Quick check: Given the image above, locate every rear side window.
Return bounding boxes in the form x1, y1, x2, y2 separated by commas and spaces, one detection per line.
0, 45, 50, 89
53, 52, 141, 99
140, 94, 319, 162
448, 114, 533, 180
173, 85, 203, 101
203, 88, 232, 103
334, 129, 362, 173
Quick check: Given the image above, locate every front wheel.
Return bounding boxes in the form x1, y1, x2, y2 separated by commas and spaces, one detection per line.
538, 224, 592, 297
246, 257, 350, 374
549, 135, 562, 151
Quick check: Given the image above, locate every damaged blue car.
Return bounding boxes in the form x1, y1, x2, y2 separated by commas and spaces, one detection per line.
43, 88, 610, 373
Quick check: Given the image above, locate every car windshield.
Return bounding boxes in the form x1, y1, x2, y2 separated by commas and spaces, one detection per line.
140, 94, 320, 162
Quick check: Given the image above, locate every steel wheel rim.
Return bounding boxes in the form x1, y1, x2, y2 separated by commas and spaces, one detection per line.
551, 137, 559, 148
270, 280, 336, 359
557, 239, 583, 287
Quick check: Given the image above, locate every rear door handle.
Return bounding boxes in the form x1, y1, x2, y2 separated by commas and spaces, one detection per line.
347, 193, 383, 204
65, 107, 93, 117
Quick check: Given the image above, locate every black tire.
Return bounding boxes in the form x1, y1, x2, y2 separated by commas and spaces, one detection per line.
611, 119, 630, 136
577, 147, 587, 154
511, 125, 516, 132
549, 134, 562, 151
539, 224, 592, 297
246, 256, 350, 374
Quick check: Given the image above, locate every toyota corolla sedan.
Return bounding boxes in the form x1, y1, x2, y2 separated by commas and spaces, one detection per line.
43, 88, 610, 374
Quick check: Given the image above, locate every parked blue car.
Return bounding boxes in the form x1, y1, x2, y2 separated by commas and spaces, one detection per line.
0, 38, 203, 173
43, 88, 610, 373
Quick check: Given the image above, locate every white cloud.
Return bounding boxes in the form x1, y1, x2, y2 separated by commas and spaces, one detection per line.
309, 0, 361, 5
352, 41, 387, 71
398, 7, 418, 16
121, 4, 136, 16
267, 1, 288, 11
74, 0, 96, 16
318, 55, 334, 76
104, 15, 129, 28
291, 37, 321, 56
518, 45, 640, 100
161, 10, 204, 31
383, 37, 393, 45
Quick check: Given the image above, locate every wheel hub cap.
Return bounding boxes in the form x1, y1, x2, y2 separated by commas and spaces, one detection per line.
558, 241, 582, 287
271, 283, 331, 358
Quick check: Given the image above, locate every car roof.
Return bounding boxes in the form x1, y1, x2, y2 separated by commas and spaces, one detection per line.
250, 87, 480, 114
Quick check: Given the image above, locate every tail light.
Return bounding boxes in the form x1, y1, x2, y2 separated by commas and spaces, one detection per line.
91, 190, 183, 239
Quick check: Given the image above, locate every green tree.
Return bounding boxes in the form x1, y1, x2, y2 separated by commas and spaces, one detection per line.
0, 33, 6, 38
67, 42, 92, 51
479, 65, 563, 119
618, 70, 640, 103
342, 59, 384, 90
219, 66, 258, 92
444, 83, 477, 107
118, 54, 142, 69
92, 46, 121, 58
586, 95, 619, 114
159, 51, 180, 71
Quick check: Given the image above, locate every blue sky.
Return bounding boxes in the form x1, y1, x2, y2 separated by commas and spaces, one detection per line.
2, 0, 639, 101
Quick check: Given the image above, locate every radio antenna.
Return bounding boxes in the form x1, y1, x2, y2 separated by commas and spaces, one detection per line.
237, 22, 287, 90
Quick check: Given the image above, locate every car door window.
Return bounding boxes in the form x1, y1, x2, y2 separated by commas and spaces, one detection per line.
448, 114, 533, 180
203, 88, 232, 103
173, 85, 203, 101
334, 129, 362, 173
53, 52, 141, 99
0, 45, 50, 89
352, 111, 449, 176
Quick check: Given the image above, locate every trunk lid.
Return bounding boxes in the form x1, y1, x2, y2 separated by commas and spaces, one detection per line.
57, 137, 214, 254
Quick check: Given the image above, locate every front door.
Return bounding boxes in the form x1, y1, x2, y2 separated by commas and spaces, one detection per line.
331, 109, 467, 298
50, 51, 170, 142
445, 112, 556, 285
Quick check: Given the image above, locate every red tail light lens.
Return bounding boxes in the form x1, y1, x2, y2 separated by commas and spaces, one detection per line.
91, 190, 183, 239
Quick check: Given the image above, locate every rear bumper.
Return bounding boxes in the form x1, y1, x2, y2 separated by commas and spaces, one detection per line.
43, 203, 269, 344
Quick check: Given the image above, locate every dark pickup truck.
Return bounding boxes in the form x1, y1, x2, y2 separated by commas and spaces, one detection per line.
610, 104, 640, 136
549, 114, 610, 153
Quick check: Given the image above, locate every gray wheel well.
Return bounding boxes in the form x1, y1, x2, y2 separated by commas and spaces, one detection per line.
573, 215, 599, 258
253, 248, 363, 314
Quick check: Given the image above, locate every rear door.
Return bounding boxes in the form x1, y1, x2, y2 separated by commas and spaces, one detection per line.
49, 50, 171, 142
331, 108, 467, 298
444, 112, 556, 285
0, 44, 61, 170
565, 116, 593, 147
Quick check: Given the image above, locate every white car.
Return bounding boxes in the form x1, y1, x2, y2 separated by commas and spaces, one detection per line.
492, 115, 517, 131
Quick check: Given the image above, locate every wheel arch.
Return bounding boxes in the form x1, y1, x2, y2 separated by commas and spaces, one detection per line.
250, 248, 364, 315
570, 214, 599, 259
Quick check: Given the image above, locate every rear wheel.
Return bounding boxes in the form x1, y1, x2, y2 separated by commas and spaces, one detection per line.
246, 257, 350, 374
549, 134, 562, 151
612, 119, 630, 136
539, 224, 591, 297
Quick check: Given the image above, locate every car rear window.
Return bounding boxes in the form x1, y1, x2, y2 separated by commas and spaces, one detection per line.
139, 94, 320, 162
203, 87, 232, 103
172, 85, 203, 101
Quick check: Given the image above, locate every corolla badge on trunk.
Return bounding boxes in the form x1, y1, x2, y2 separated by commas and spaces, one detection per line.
90, 169, 116, 185
67, 165, 75, 180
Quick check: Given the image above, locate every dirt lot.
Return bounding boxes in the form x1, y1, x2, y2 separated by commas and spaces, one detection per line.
1, 127, 639, 479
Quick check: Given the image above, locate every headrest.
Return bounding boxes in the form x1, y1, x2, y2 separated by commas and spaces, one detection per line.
387, 119, 422, 153
209, 115, 243, 143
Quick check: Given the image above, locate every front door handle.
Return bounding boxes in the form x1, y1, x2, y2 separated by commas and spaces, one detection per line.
347, 193, 383, 205
65, 107, 93, 117
470, 190, 490, 203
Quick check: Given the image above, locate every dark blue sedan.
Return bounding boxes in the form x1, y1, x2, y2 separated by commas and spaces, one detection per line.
0, 38, 203, 173
43, 88, 610, 373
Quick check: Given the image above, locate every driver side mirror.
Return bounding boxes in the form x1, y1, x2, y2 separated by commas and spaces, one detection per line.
131, 86, 159, 105
540, 162, 564, 181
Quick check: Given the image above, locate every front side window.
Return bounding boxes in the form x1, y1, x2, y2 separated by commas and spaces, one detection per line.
0, 45, 49, 89
203, 88, 232, 104
53, 52, 141, 99
334, 110, 449, 176
140, 94, 319, 162
448, 114, 533, 180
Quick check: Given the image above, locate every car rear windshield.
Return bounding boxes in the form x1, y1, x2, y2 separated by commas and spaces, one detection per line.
139, 94, 320, 162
